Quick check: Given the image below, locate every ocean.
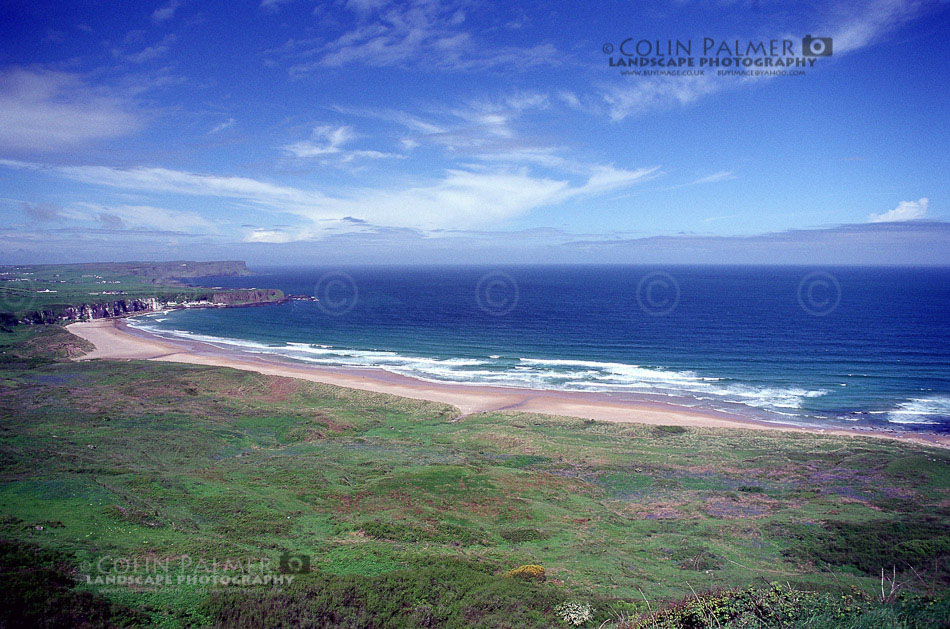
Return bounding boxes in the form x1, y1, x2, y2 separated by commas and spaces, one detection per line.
129, 265, 950, 432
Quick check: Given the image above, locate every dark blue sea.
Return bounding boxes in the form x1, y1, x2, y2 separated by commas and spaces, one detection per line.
131, 266, 950, 432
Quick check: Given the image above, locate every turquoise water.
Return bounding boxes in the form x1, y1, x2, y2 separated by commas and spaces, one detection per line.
131, 265, 950, 431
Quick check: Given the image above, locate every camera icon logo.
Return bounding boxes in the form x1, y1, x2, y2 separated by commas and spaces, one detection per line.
802, 35, 832, 57
278, 552, 311, 574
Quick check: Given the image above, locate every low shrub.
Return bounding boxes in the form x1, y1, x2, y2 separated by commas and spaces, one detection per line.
737, 485, 764, 493
629, 584, 950, 629
500, 528, 550, 543
633, 583, 867, 628
778, 516, 950, 580
504, 564, 546, 581
667, 546, 723, 571
555, 600, 593, 626
502, 455, 550, 469
355, 520, 484, 546
0, 539, 146, 628
201, 558, 572, 628
358, 520, 427, 543
653, 425, 688, 436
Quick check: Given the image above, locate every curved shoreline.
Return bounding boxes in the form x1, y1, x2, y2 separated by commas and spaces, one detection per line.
65, 318, 949, 449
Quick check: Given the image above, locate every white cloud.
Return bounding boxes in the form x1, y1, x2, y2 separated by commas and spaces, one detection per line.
151, 1, 182, 23
282, 125, 403, 162
336, 169, 570, 231
123, 34, 177, 63
283, 125, 355, 157
74, 203, 215, 233
260, 0, 293, 10
599, 0, 931, 121
279, 0, 558, 73
54, 163, 317, 204
341, 93, 550, 156
209, 118, 235, 134
869, 198, 929, 223
690, 171, 736, 185
345, 0, 390, 15
0, 159, 658, 238
558, 91, 581, 109
332, 106, 447, 134
656, 169, 735, 192
471, 147, 569, 169
246, 228, 296, 243
830, 0, 926, 54
574, 165, 660, 196
0, 68, 140, 151
601, 75, 720, 122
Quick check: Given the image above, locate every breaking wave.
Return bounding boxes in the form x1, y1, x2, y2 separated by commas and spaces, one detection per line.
130, 317, 832, 420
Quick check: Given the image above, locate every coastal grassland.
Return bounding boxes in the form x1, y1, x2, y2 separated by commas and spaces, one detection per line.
1, 326, 947, 627
0, 261, 281, 322
0, 264, 219, 318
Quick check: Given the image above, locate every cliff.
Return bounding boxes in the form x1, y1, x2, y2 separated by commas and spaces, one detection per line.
0, 261, 285, 327
3, 290, 285, 326
211, 289, 284, 306
15, 298, 162, 325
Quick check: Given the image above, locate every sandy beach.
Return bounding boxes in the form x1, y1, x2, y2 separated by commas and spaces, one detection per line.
66, 318, 949, 448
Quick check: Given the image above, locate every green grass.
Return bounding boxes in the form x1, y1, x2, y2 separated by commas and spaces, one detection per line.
0, 265, 210, 319
0, 326, 947, 627
0, 261, 280, 321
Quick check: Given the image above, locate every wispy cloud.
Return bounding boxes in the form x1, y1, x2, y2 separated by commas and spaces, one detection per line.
0, 159, 658, 237
119, 34, 177, 63
690, 170, 736, 185
151, 1, 182, 24
598, 0, 932, 121
829, 0, 927, 53
869, 197, 929, 223
652, 168, 737, 192
274, 0, 559, 74
0, 68, 140, 151
338, 92, 551, 156
701, 214, 740, 224
74, 202, 216, 233
209, 118, 235, 134
260, 0, 293, 11
332, 105, 447, 134
282, 125, 403, 162
601, 75, 721, 122
21, 202, 66, 222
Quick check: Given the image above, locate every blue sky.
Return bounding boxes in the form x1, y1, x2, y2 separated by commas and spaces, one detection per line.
0, 0, 947, 265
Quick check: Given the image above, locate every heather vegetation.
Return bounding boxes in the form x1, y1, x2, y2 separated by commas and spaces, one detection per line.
0, 326, 947, 627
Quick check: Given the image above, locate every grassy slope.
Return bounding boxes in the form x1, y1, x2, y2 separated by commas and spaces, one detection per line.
0, 327, 947, 627
0, 264, 220, 316
0, 262, 281, 319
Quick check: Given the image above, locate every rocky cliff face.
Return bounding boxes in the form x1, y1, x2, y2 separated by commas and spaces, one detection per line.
210, 289, 284, 306
13, 288, 285, 325
25, 298, 160, 325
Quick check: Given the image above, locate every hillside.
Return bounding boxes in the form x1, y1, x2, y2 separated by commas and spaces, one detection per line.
0, 326, 946, 627
0, 261, 282, 324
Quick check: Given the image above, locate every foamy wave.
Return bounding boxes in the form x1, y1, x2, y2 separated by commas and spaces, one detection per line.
518, 358, 720, 384
885, 396, 950, 425
126, 322, 842, 422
